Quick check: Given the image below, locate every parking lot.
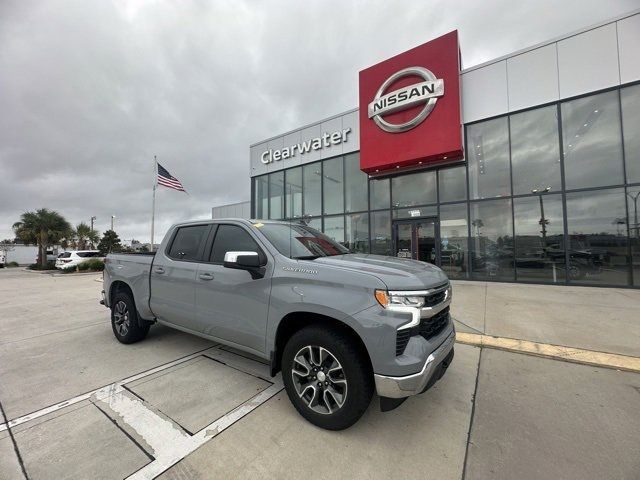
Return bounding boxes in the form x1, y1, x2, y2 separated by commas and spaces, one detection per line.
1, 268, 639, 480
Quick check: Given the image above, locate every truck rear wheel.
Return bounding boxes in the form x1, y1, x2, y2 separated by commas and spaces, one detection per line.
111, 291, 150, 344
281, 325, 373, 430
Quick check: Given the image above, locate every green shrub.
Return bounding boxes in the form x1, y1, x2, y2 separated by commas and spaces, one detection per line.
28, 261, 57, 270
7, 261, 19, 267
77, 261, 90, 271
61, 265, 76, 273
82, 258, 105, 271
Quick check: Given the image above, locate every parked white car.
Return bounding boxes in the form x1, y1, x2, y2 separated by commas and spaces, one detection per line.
55, 250, 103, 269
0, 250, 6, 267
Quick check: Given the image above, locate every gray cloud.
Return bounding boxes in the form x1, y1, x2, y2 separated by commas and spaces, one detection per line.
1, 0, 637, 242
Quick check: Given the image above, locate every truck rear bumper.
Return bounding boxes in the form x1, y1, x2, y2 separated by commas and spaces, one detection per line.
374, 329, 455, 399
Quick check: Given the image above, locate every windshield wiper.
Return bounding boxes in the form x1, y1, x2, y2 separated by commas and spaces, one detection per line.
293, 255, 321, 260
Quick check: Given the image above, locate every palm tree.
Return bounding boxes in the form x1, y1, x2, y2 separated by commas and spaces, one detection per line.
13, 208, 72, 267
74, 222, 100, 250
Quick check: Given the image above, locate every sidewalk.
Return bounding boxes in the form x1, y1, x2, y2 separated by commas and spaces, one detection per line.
450, 280, 640, 358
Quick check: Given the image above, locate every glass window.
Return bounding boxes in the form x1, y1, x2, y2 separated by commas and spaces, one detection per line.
303, 162, 322, 216
467, 117, 511, 199
268, 171, 284, 220
369, 177, 390, 210
254, 176, 268, 219
256, 223, 348, 259
370, 210, 391, 256
562, 90, 624, 189
211, 225, 259, 263
439, 203, 468, 280
510, 106, 562, 195
438, 165, 467, 202
346, 213, 369, 253
285, 167, 303, 219
344, 154, 368, 213
393, 205, 437, 219
168, 225, 209, 261
307, 217, 322, 231
323, 157, 344, 215
470, 199, 514, 281
627, 186, 640, 286
565, 188, 629, 285
622, 84, 640, 183
514, 194, 565, 283
392, 171, 436, 207
323, 215, 345, 244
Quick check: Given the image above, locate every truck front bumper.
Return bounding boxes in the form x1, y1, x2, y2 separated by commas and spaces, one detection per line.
374, 328, 455, 399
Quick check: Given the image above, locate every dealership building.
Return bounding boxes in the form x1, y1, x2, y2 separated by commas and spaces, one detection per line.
214, 11, 640, 288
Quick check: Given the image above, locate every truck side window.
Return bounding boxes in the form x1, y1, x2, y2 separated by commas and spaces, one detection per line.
210, 225, 260, 263
167, 225, 209, 261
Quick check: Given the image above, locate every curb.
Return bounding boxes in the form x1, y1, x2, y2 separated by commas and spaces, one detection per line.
455, 332, 640, 373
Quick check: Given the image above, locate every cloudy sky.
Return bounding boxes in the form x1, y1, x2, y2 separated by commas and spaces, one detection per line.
1, 0, 637, 243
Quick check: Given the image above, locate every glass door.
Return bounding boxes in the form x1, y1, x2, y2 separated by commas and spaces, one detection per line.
416, 220, 437, 264
393, 218, 440, 265
395, 223, 413, 259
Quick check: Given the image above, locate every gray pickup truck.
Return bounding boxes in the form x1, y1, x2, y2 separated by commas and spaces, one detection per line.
102, 219, 454, 430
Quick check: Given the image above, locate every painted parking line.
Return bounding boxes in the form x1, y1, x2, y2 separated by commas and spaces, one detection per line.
0, 347, 216, 433
456, 332, 640, 373
123, 382, 283, 480
1, 344, 284, 480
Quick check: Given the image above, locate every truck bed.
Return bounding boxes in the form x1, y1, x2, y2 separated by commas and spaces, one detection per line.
104, 252, 155, 319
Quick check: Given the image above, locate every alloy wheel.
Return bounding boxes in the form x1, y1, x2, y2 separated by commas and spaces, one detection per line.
291, 345, 347, 415
113, 300, 130, 336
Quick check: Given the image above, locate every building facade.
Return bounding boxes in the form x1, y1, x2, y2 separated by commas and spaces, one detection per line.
245, 11, 640, 288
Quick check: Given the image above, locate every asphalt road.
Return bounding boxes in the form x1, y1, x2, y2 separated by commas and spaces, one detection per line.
1, 268, 638, 479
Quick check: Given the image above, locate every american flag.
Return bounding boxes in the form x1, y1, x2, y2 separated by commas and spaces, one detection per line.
157, 162, 186, 192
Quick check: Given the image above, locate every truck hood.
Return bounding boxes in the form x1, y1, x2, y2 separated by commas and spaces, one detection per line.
312, 254, 448, 290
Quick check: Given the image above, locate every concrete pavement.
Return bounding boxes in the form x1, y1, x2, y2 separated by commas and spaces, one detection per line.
450, 280, 640, 357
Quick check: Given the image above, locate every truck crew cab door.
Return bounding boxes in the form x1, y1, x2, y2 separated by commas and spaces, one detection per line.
194, 223, 272, 354
150, 224, 211, 331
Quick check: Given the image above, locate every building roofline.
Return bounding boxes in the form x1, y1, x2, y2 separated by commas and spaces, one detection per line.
250, 9, 639, 147
461, 8, 639, 73
249, 107, 358, 148
212, 200, 250, 209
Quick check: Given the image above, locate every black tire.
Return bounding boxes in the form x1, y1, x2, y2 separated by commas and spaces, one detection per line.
281, 325, 373, 430
111, 291, 150, 344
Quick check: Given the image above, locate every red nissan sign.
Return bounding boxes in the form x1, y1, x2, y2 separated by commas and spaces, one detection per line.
359, 31, 463, 174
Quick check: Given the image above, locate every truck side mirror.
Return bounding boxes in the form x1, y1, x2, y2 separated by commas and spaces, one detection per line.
223, 251, 261, 269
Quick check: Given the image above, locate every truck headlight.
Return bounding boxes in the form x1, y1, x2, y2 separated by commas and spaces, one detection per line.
374, 290, 425, 308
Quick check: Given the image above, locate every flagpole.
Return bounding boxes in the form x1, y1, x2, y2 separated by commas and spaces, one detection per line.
151, 156, 157, 251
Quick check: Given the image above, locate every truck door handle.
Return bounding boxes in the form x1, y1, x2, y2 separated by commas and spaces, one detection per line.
198, 273, 214, 281
154, 267, 165, 274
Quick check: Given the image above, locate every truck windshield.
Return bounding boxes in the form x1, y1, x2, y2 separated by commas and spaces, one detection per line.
255, 222, 349, 259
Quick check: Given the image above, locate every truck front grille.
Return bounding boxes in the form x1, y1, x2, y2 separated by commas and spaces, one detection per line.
396, 330, 411, 356
424, 290, 447, 307
419, 307, 450, 340
395, 307, 451, 356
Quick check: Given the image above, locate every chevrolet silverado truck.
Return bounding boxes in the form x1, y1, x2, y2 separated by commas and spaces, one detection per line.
101, 219, 455, 430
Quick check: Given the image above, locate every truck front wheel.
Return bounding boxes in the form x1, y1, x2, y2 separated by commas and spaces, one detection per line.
281, 325, 373, 430
111, 291, 150, 344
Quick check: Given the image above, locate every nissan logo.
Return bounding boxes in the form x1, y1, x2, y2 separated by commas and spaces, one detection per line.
368, 66, 444, 133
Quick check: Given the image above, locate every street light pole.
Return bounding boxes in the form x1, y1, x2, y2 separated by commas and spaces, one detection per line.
89, 216, 97, 249
627, 191, 640, 238
532, 186, 554, 280
111, 215, 115, 231
532, 187, 551, 253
